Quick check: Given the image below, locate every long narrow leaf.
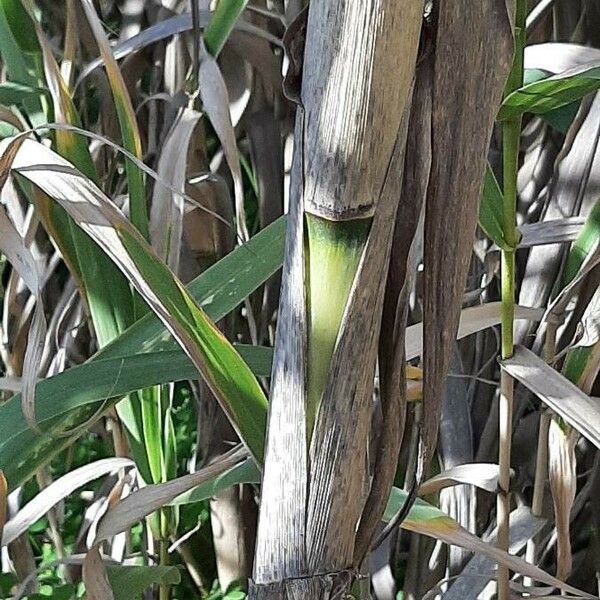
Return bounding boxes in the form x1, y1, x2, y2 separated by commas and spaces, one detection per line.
499, 61, 600, 120
1, 137, 268, 462
0, 217, 284, 490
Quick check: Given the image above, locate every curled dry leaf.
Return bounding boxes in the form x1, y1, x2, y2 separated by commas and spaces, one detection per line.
0, 168, 46, 432
548, 419, 577, 581
149, 106, 201, 272
199, 49, 248, 242
419, 463, 504, 497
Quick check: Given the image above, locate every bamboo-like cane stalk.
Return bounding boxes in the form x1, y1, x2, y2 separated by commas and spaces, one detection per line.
250, 2, 423, 598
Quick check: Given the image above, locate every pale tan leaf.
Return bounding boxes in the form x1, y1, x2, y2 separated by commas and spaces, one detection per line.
405, 303, 544, 361
149, 106, 201, 273
94, 447, 246, 543
501, 346, 600, 449
199, 51, 248, 242
0, 192, 46, 431
442, 507, 547, 600
525, 43, 600, 74
546, 240, 600, 324
419, 463, 503, 496
0, 377, 21, 392
1, 458, 132, 547
518, 217, 585, 248
392, 489, 593, 598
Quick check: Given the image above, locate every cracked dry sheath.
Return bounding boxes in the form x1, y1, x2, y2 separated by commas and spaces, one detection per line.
250, 1, 423, 598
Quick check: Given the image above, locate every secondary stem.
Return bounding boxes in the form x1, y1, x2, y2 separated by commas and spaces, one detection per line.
159, 509, 170, 600
497, 1, 526, 597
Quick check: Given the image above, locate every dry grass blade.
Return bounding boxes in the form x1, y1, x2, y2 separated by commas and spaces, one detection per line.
442, 507, 547, 600
75, 12, 281, 88
525, 43, 600, 73
546, 240, 600, 324
394, 495, 593, 598
419, 463, 503, 496
0, 177, 46, 431
405, 303, 544, 361
518, 217, 585, 248
0, 376, 20, 391
501, 346, 600, 449
199, 49, 248, 242
149, 106, 201, 271
94, 446, 246, 543
1, 458, 132, 546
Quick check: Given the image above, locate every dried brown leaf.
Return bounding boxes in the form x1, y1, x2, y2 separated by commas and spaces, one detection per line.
422, 0, 513, 466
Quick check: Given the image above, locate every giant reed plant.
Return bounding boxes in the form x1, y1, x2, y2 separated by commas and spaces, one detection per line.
0, 1, 600, 599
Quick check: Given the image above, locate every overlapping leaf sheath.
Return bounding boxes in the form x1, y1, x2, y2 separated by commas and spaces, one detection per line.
421, 1, 513, 468
251, 1, 422, 598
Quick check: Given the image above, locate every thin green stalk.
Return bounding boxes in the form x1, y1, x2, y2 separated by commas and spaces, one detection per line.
498, 1, 527, 597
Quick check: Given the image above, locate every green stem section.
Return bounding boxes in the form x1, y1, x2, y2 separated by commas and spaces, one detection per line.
204, 0, 249, 58
305, 214, 371, 436
500, 0, 526, 358
498, 3, 526, 598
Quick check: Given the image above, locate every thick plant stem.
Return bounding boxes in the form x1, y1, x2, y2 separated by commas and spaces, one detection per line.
497, 1, 526, 597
